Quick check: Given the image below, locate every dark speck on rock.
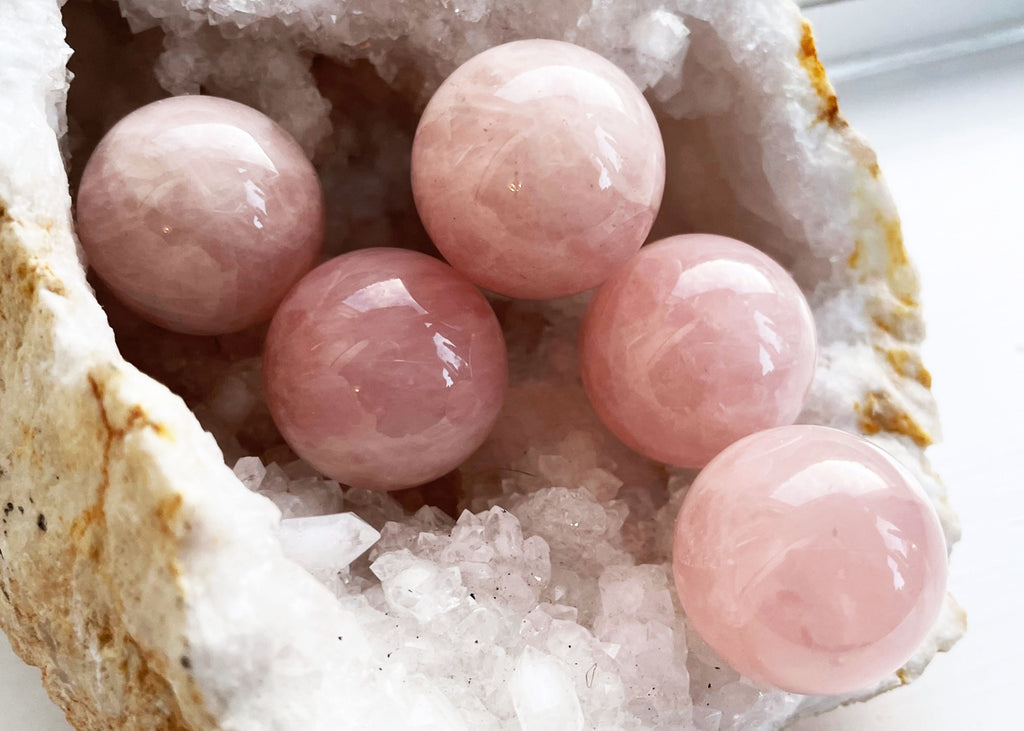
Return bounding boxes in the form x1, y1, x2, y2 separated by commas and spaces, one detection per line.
37, 514, 47, 532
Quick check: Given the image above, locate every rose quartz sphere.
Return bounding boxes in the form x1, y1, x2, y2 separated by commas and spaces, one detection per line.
411, 39, 666, 300
263, 248, 508, 491
580, 234, 817, 468
76, 95, 323, 335
673, 425, 948, 695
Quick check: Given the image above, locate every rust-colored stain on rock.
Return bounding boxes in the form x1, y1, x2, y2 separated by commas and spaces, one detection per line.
126, 404, 173, 440
69, 375, 113, 544
157, 493, 183, 528
15, 256, 67, 299
156, 494, 186, 578
880, 215, 910, 270
74, 375, 173, 541
857, 206, 920, 308
847, 241, 861, 269
61, 376, 200, 728
885, 347, 933, 388
798, 21, 847, 129
847, 216, 917, 304
856, 391, 934, 447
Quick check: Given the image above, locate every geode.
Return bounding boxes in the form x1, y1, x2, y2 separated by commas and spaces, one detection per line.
0, 0, 965, 729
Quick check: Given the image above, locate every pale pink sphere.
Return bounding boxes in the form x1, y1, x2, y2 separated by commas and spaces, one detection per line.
263, 248, 508, 491
673, 425, 948, 695
411, 39, 666, 299
580, 234, 817, 468
76, 95, 323, 335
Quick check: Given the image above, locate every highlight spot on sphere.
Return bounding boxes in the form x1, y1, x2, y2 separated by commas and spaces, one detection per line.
263, 248, 508, 491
76, 95, 324, 335
412, 39, 666, 300
580, 233, 817, 468
672, 425, 948, 695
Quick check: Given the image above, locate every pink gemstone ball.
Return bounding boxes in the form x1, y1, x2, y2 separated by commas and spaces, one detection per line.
411, 39, 666, 300
263, 248, 508, 491
673, 425, 948, 695
76, 96, 323, 335
580, 234, 817, 468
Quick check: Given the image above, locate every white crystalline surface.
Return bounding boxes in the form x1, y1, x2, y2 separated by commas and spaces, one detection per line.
279, 514, 380, 582
238, 455, 699, 730
205, 304, 718, 729
46, 0, 961, 729
223, 299, 805, 731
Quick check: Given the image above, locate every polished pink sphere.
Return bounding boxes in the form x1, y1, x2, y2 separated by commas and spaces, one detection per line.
580, 234, 817, 468
673, 425, 948, 695
263, 248, 508, 491
76, 95, 323, 335
411, 39, 665, 299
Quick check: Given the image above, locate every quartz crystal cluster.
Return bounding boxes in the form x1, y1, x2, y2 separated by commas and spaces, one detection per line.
235, 453, 698, 730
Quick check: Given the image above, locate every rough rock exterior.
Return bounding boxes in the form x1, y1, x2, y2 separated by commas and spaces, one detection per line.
0, 0, 964, 729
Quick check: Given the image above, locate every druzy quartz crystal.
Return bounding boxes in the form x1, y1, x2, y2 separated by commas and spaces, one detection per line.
263, 248, 508, 491
673, 425, 949, 696
411, 39, 666, 299
76, 95, 324, 335
580, 233, 817, 468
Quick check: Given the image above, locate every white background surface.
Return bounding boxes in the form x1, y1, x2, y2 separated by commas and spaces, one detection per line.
2, 6, 1024, 731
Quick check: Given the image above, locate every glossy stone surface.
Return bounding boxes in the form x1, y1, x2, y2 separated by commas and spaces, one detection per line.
580, 234, 817, 468
263, 248, 508, 491
76, 95, 323, 335
673, 425, 948, 695
411, 39, 665, 300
